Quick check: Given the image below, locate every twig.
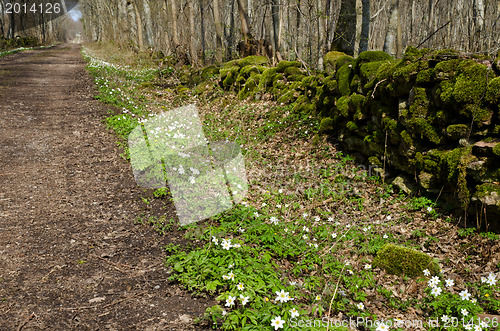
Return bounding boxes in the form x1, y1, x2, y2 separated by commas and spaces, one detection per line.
91, 254, 135, 273
102, 291, 147, 309
416, 20, 451, 48
294, 45, 311, 76
17, 312, 37, 331
63, 291, 147, 311
382, 131, 388, 185
326, 264, 346, 331
320, 226, 352, 257
371, 79, 387, 98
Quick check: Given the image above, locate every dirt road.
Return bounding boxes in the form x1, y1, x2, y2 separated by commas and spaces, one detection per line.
0, 44, 210, 330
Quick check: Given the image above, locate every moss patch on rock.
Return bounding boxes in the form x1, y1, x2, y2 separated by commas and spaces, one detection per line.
323, 51, 347, 75
486, 77, 500, 105
276, 60, 301, 73
452, 60, 489, 104
239, 55, 269, 67
374, 243, 440, 277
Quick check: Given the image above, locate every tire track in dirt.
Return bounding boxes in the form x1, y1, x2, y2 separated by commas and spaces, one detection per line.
0, 44, 211, 330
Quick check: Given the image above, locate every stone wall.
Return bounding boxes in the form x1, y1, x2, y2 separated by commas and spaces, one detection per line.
214, 49, 500, 229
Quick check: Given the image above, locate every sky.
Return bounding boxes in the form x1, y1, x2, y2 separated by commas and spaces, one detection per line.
68, 7, 82, 22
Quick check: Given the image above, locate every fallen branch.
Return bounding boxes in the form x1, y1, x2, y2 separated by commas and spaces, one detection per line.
102, 291, 147, 309
17, 312, 37, 331
371, 79, 387, 99
63, 291, 147, 311
91, 254, 135, 273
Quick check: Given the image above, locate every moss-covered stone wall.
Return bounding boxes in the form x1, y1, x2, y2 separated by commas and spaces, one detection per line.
212, 48, 500, 228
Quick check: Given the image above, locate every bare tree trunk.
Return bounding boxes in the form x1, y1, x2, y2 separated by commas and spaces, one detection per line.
271, 0, 280, 59
169, 0, 180, 47
318, 0, 326, 69
324, 0, 332, 51
383, 0, 399, 57
236, 0, 252, 43
199, 0, 206, 64
332, 0, 356, 55
213, 0, 224, 62
143, 0, 154, 47
358, 0, 370, 54
225, 0, 236, 61
132, 0, 144, 51
0, 1, 4, 39
473, 0, 484, 51
295, 0, 301, 59
187, 0, 199, 64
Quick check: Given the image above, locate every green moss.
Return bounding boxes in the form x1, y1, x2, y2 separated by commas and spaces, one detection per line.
436, 80, 455, 105
452, 60, 488, 103
319, 117, 334, 132
359, 61, 389, 83
393, 61, 429, 86
402, 46, 432, 61
486, 77, 500, 104
276, 60, 301, 73
461, 104, 493, 124
323, 51, 347, 74
259, 67, 278, 90
350, 75, 361, 93
375, 60, 400, 81
287, 74, 306, 82
373, 243, 440, 277
382, 117, 398, 132
336, 96, 350, 117
494, 143, 500, 156
368, 156, 382, 167
221, 66, 240, 89
239, 65, 266, 78
222, 59, 241, 69
434, 59, 461, 80
408, 117, 442, 145
335, 55, 355, 69
336, 63, 354, 96
239, 55, 269, 67
409, 87, 434, 119
356, 50, 393, 64
237, 76, 258, 100
349, 94, 365, 111
400, 130, 414, 146
416, 68, 436, 84
276, 89, 298, 104
200, 65, 220, 80
323, 76, 338, 93
283, 66, 304, 76
475, 183, 500, 201
446, 124, 469, 140
346, 121, 358, 131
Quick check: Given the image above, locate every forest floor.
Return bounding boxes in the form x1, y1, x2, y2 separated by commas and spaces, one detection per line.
0, 44, 212, 330
79, 43, 500, 331
1, 42, 499, 331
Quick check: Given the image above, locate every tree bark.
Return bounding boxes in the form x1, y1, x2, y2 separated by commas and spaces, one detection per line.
358, 0, 370, 54
187, 0, 199, 64
199, 0, 206, 64
132, 0, 144, 51
332, 0, 356, 55
213, 0, 224, 62
383, 0, 399, 57
271, 0, 280, 58
169, 0, 180, 47
236, 0, 252, 43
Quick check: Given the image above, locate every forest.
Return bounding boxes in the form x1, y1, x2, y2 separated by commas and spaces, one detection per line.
77, 0, 500, 67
